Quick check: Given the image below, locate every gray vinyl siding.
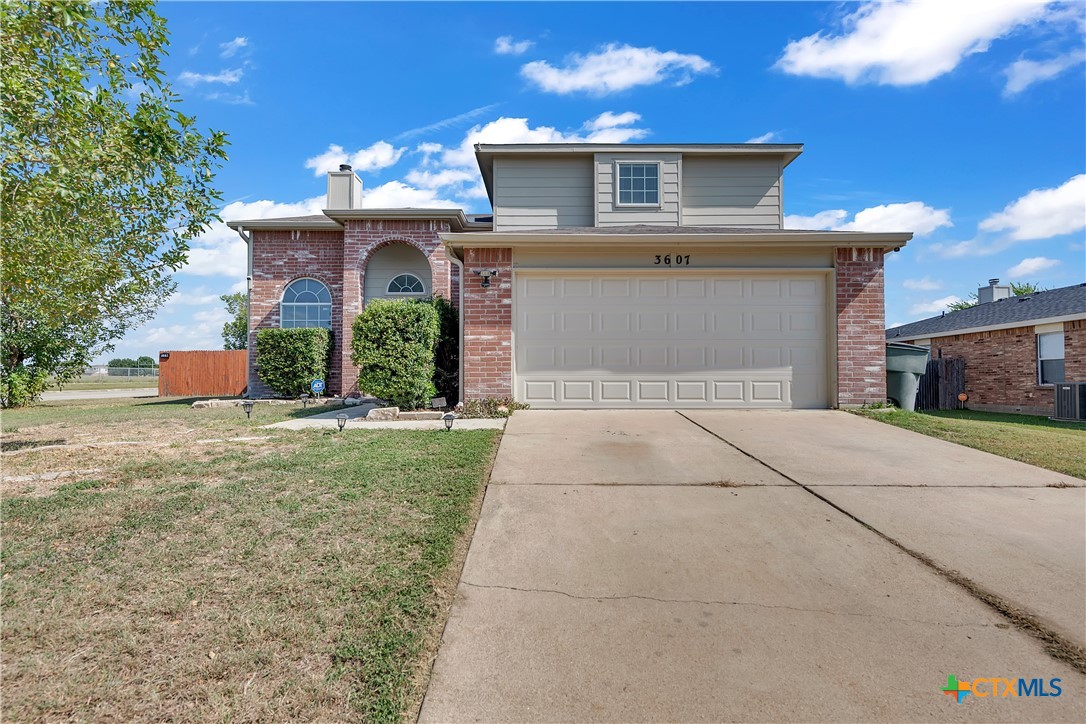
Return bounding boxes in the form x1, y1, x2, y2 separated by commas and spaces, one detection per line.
596, 153, 681, 226
681, 157, 782, 228
493, 157, 594, 231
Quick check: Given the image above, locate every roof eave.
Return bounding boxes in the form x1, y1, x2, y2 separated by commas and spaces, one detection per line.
226, 219, 341, 230
440, 230, 912, 251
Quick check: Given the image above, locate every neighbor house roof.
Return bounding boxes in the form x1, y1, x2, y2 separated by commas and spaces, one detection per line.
887, 283, 1086, 340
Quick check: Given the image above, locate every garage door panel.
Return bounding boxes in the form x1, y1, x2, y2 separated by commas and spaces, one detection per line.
514, 272, 828, 408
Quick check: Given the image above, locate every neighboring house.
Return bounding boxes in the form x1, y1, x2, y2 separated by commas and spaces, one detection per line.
228, 143, 913, 408
887, 280, 1086, 415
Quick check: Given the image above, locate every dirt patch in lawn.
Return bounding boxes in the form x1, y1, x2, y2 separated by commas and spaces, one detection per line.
2, 398, 501, 722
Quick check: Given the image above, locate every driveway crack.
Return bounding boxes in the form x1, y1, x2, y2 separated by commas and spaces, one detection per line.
673, 411, 1086, 674
460, 580, 992, 629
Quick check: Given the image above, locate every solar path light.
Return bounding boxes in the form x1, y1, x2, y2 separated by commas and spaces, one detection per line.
241, 400, 255, 420
336, 413, 348, 432
442, 412, 456, 431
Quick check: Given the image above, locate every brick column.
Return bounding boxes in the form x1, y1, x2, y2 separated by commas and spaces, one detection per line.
340, 220, 366, 396
835, 247, 886, 406
462, 248, 513, 399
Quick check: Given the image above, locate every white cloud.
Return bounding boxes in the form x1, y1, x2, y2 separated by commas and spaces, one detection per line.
1007, 256, 1061, 277
193, 307, 230, 325
182, 195, 325, 278
138, 322, 223, 351
1004, 50, 1086, 96
495, 36, 534, 55
585, 111, 642, 131
979, 174, 1086, 241
219, 36, 249, 59
909, 296, 964, 315
783, 209, 849, 230
304, 141, 406, 176
178, 68, 244, 85
362, 181, 460, 209
393, 104, 501, 141
746, 131, 780, 143
521, 44, 716, 95
784, 202, 951, 236
838, 202, 952, 235
903, 277, 942, 291
204, 90, 253, 106
776, 1, 1054, 85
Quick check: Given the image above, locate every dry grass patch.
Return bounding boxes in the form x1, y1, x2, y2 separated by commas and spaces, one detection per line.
2, 397, 500, 722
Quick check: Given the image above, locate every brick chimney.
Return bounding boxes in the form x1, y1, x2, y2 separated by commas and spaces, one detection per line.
326, 163, 362, 210
978, 278, 1012, 304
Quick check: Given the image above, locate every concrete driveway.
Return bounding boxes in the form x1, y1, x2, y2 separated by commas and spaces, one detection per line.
420, 410, 1085, 722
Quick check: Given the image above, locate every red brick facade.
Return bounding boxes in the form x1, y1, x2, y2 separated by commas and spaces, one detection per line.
835, 248, 886, 406
248, 218, 453, 398
901, 319, 1086, 415
461, 248, 513, 399
249, 233, 896, 408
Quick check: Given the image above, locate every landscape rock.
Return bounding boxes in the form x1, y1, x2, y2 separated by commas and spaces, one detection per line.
366, 407, 400, 421
343, 397, 363, 407
399, 411, 442, 420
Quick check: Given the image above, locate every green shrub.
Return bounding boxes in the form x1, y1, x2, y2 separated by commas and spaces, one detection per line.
255, 328, 333, 397
460, 398, 529, 419
431, 296, 459, 403
352, 299, 439, 409
1, 365, 50, 408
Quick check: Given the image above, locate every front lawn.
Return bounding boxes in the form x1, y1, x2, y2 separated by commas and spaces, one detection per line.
1, 397, 500, 721
853, 408, 1086, 479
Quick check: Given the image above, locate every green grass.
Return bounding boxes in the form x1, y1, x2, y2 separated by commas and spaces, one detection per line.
1, 397, 501, 721
854, 408, 1086, 479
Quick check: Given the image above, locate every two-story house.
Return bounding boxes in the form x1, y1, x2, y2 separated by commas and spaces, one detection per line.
229, 142, 912, 408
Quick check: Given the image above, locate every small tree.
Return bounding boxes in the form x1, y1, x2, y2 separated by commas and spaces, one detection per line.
352, 299, 439, 409
1, 1, 229, 407
220, 293, 248, 350
947, 282, 1047, 311
255, 328, 332, 397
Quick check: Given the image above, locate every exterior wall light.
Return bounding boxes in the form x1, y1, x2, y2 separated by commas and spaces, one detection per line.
336, 413, 348, 431
241, 400, 255, 419
474, 269, 499, 288
442, 412, 456, 431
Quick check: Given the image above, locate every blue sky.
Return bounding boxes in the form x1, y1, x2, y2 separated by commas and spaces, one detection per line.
102, 0, 1086, 361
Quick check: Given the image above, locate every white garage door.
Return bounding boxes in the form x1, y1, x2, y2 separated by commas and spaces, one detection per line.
514, 272, 828, 408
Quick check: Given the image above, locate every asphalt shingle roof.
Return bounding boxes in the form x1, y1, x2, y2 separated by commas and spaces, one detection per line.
887, 283, 1086, 340
501, 225, 838, 235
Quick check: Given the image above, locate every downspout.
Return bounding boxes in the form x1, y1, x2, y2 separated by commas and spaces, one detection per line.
235, 225, 253, 398
447, 251, 466, 406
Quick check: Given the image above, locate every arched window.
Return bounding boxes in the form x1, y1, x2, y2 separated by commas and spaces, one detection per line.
387, 273, 425, 295
280, 278, 332, 329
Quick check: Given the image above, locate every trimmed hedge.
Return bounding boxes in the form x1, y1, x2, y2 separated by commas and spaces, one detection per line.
351, 299, 439, 409
431, 296, 459, 403
255, 327, 333, 397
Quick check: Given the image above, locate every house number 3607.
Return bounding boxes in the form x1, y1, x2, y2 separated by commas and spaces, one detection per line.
654, 254, 690, 266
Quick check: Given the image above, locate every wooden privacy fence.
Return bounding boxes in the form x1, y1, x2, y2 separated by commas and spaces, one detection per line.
158, 350, 247, 397
915, 357, 966, 411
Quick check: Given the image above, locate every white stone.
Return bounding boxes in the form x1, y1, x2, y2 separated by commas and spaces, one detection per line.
366, 407, 400, 421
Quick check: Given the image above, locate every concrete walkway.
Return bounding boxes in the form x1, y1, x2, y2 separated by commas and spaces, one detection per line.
41, 388, 158, 401
420, 410, 1085, 723
265, 404, 506, 431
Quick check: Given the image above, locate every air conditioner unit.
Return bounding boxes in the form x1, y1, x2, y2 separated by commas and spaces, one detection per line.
1052, 382, 1086, 422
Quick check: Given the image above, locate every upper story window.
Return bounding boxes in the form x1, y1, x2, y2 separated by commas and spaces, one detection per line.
1037, 332, 1064, 385
387, 273, 426, 295
281, 278, 332, 329
616, 162, 660, 206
